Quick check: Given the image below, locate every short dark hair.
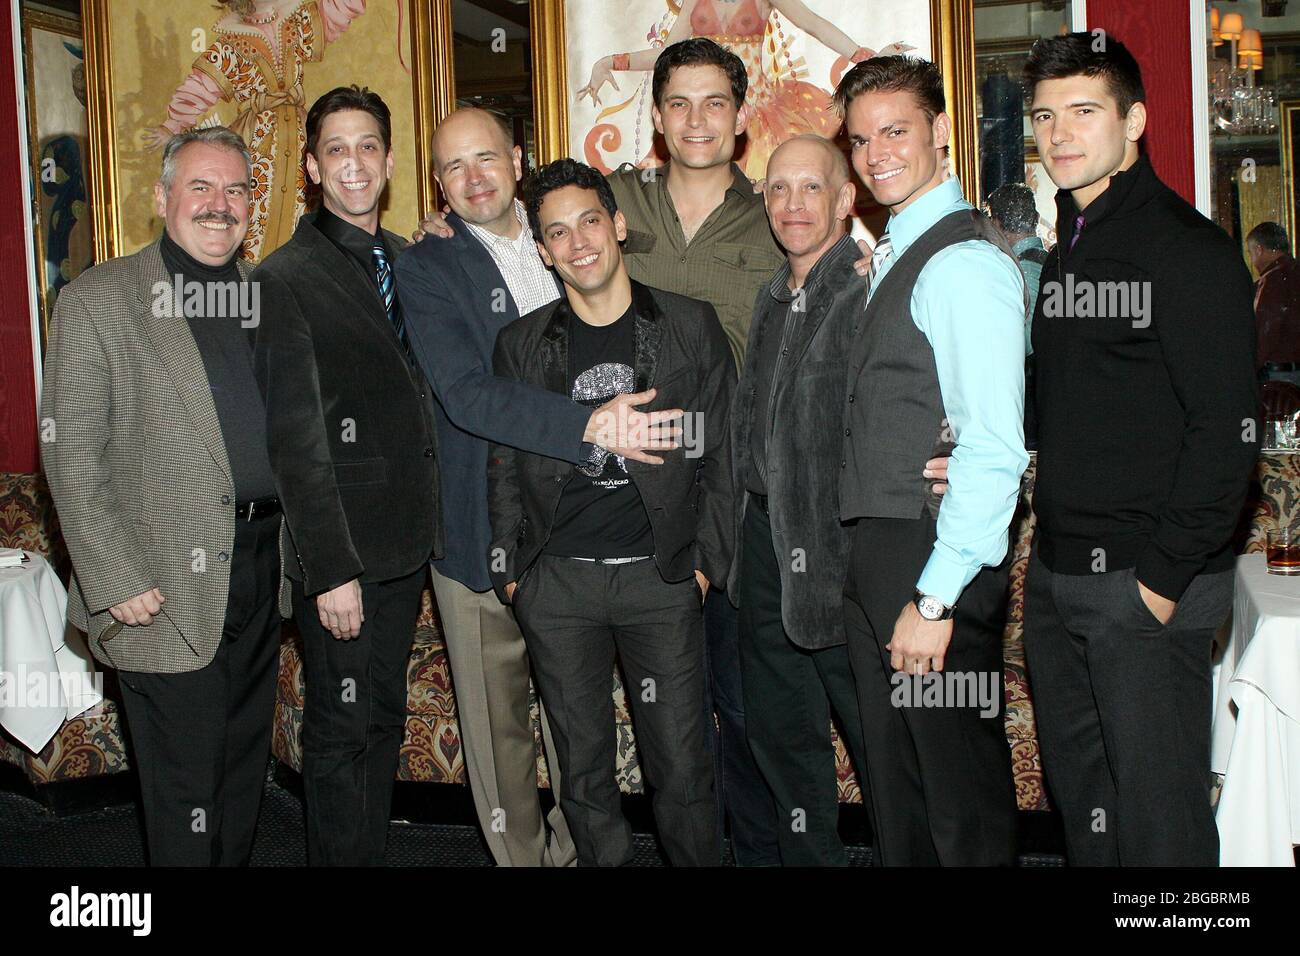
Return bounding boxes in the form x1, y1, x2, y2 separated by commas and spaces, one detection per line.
306, 85, 392, 158
987, 183, 1038, 235
1247, 221, 1290, 253
652, 38, 748, 108
1022, 33, 1146, 118
525, 158, 619, 238
832, 55, 946, 124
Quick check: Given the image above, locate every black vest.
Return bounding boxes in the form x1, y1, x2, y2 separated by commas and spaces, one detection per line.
839, 209, 1025, 521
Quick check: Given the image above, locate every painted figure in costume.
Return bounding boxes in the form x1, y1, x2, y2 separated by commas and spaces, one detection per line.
143, 0, 367, 261
577, 0, 912, 177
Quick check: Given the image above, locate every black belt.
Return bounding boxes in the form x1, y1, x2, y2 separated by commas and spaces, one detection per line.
235, 495, 281, 521
750, 491, 769, 514
1264, 362, 1299, 373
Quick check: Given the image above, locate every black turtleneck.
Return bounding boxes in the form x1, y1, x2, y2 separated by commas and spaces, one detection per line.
160, 230, 276, 501
1030, 156, 1259, 601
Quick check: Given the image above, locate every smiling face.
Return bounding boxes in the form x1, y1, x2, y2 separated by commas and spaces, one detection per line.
764, 137, 855, 262
845, 88, 950, 216
535, 184, 628, 297
433, 109, 524, 233
153, 141, 250, 266
1029, 74, 1144, 211
651, 64, 748, 171
306, 108, 394, 231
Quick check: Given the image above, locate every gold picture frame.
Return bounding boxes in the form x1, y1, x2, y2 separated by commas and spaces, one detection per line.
22, 9, 93, 351
82, 0, 455, 263
530, 0, 981, 203
1282, 99, 1299, 257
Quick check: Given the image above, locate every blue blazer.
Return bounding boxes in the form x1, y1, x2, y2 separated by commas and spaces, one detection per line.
394, 212, 590, 591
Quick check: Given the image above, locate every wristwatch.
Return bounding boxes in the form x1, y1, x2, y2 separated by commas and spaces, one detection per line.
913, 590, 955, 621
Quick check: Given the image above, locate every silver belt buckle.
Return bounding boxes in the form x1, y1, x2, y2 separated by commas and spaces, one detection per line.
569, 555, 652, 565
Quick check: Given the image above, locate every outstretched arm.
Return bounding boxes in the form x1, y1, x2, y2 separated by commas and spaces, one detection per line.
577, 0, 699, 106
769, 0, 867, 59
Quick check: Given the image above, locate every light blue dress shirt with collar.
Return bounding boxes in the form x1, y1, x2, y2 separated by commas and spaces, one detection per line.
867, 176, 1029, 607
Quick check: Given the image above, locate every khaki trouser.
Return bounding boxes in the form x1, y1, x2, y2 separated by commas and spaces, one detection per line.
430, 566, 576, 866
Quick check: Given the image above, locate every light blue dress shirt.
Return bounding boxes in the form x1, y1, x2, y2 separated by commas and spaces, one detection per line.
867, 177, 1029, 606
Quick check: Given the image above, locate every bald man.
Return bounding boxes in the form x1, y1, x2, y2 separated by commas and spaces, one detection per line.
726, 135, 874, 865
393, 108, 683, 866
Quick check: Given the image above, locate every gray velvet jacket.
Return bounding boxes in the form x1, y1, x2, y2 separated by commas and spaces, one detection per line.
726, 235, 864, 649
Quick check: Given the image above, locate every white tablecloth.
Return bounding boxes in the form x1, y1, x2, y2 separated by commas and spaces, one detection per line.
0, 551, 101, 753
1211, 553, 1300, 866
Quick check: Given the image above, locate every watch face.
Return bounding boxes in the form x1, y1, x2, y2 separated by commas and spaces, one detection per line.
917, 595, 943, 620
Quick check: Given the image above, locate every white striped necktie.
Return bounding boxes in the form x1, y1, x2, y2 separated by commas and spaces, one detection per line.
867, 233, 894, 291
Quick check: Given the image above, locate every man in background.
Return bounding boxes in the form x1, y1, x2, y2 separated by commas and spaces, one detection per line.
987, 181, 1047, 446
1247, 221, 1299, 387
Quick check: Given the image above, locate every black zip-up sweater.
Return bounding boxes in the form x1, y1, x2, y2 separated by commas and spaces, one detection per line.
1031, 155, 1259, 601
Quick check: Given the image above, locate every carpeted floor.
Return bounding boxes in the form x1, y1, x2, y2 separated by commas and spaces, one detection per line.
0, 766, 1064, 866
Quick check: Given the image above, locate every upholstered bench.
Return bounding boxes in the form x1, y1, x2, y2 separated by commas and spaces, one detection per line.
10, 454, 1295, 817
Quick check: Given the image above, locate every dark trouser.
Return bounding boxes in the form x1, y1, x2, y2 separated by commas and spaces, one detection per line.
703, 587, 780, 865
738, 499, 870, 866
1024, 545, 1231, 866
843, 513, 1016, 866
117, 512, 282, 867
513, 554, 719, 866
295, 565, 426, 866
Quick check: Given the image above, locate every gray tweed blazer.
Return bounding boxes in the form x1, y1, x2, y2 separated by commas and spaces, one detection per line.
39, 239, 290, 674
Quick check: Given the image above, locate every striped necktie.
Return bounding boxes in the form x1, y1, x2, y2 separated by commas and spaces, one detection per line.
868, 233, 894, 290
372, 242, 408, 348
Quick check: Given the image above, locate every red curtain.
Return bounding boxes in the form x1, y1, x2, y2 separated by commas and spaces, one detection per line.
0, 2, 37, 473
1087, 0, 1197, 206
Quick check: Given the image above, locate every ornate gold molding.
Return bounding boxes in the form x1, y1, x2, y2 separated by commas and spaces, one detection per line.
530, 0, 569, 166
414, 0, 456, 213
931, 0, 980, 203
81, 0, 119, 262
1282, 100, 1299, 256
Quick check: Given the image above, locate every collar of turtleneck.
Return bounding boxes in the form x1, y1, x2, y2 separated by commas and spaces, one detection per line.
160, 228, 242, 286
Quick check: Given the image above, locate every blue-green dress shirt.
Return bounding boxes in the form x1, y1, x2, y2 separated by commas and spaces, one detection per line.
867, 177, 1029, 606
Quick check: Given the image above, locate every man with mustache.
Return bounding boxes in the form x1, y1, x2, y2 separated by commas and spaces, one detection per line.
41, 126, 288, 865
253, 86, 441, 866
393, 107, 682, 867
1021, 35, 1257, 866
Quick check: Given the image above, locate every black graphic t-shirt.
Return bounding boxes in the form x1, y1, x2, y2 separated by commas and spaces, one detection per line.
544, 303, 655, 559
